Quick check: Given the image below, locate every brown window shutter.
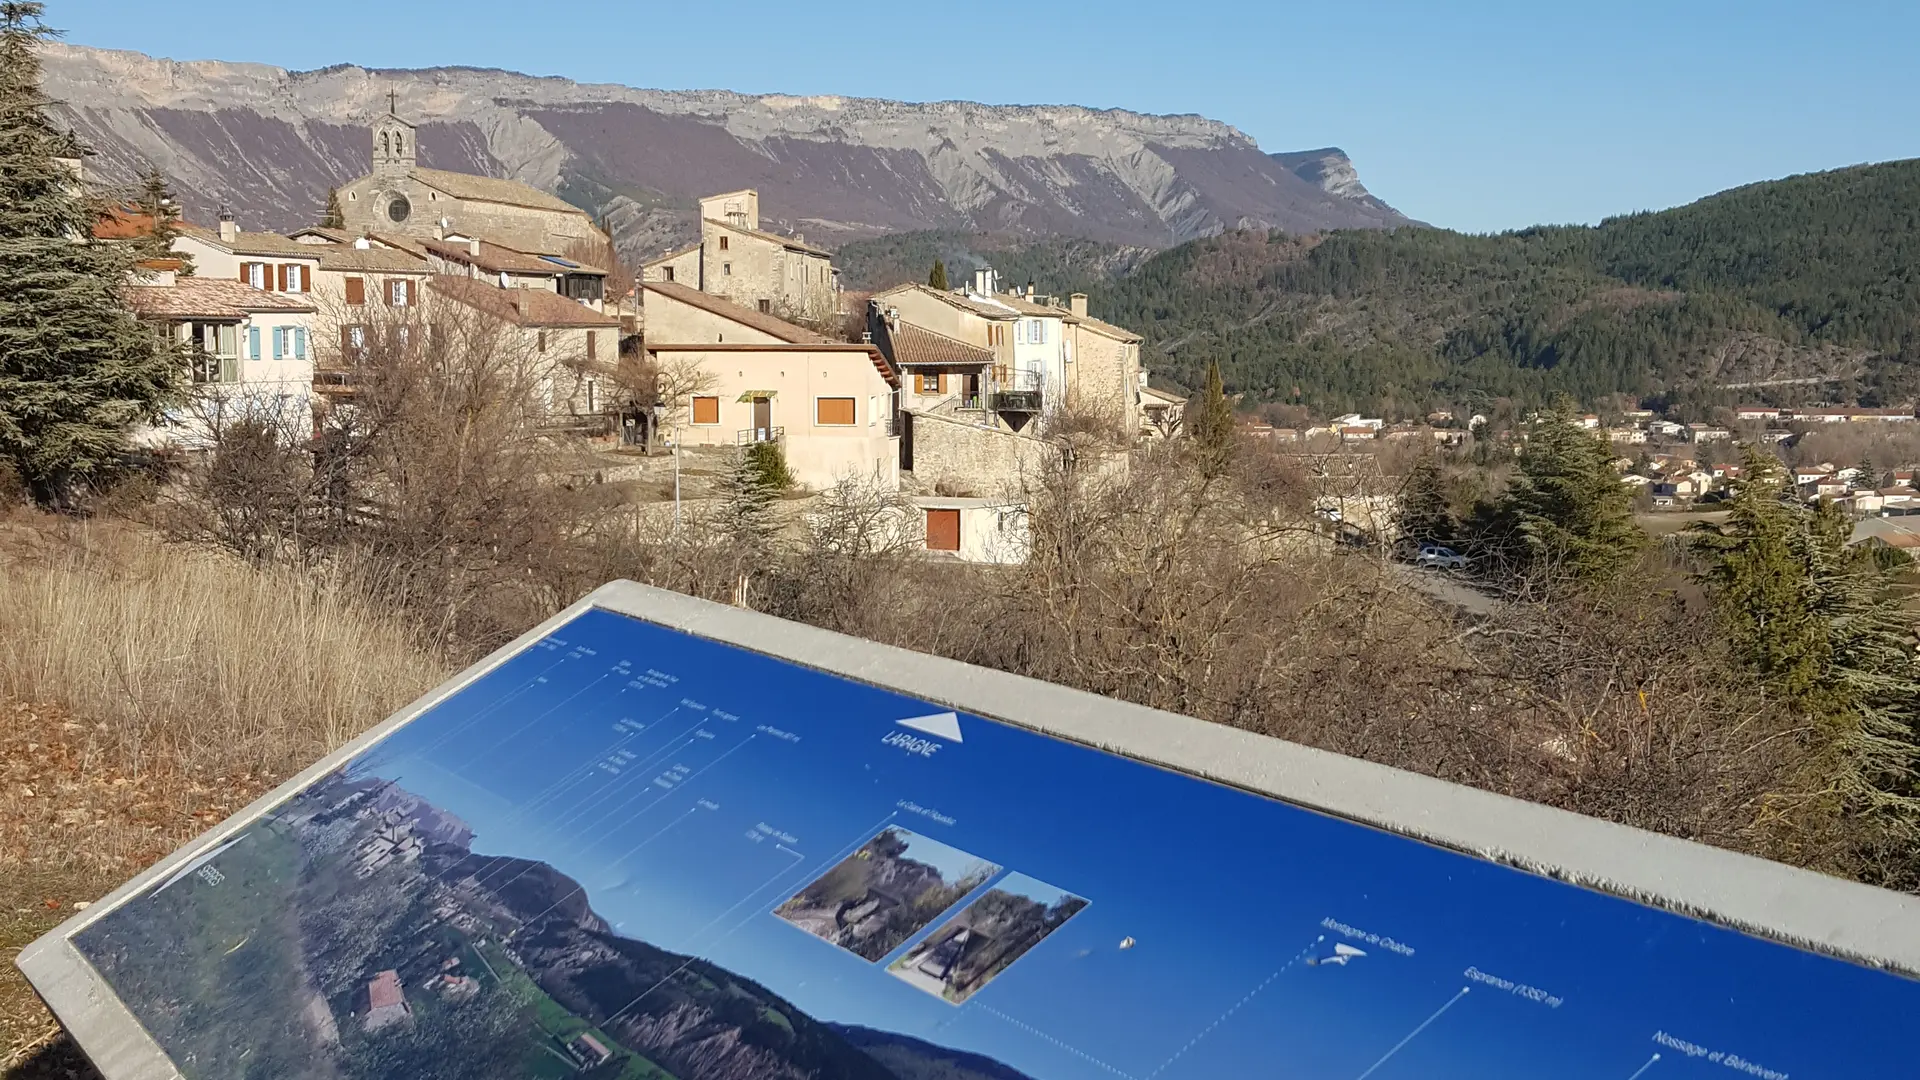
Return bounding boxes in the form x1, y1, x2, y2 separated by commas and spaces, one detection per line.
345, 277, 365, 306
936, 373, 947, 394
587, 331, 596, 362
816, 397, 856, 426
926, 509, 961, 552
276, 264, 288, 292
238, 262, 251, 284
340, 326, 353, 352
692, 396, 719, 425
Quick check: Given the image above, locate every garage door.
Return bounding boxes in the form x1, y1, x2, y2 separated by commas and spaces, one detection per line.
925, 508, 960, 552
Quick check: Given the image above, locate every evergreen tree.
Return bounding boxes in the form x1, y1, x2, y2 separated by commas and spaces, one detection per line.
713, 445, 780, 552
1397, 454, 1453, 546
0, 2, 179, 506
1694, 448, 1920, 875
1185, 360, 1234, 473
320, 185, 345, 229
927, 258, 948, 291
1500, 400, 1645, 584
131, 166, 191, 273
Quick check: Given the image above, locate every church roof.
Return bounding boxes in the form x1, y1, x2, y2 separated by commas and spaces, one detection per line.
407, 167, 586, 217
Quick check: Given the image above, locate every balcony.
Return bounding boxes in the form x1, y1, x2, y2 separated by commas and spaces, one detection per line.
737, 426, 785, 445
989, 365, 1043, 413
989, 389, 1043, 413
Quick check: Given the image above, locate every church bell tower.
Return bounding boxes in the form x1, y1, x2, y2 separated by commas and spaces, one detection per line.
371, 91, 416, 179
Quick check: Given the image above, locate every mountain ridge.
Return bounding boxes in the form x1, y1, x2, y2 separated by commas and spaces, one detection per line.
37, 41, 1410, 258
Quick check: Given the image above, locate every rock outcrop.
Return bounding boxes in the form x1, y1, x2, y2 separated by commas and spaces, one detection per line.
40, 42, 1411, 258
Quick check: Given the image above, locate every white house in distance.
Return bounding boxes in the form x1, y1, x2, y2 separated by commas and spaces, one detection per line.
124, 272, 317, 444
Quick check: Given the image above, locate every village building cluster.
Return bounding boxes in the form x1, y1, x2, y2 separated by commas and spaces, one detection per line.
95, 103, 1182, 564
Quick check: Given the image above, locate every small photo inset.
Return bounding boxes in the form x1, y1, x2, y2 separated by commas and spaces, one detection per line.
888, 872, 1089, 1004
775, 827, 1000, 962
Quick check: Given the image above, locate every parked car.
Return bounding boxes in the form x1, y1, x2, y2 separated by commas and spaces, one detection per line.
1414, 544, 1468, 571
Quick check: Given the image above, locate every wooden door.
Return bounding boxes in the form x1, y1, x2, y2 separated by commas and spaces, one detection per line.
753, 396, 771, 434
926, 508, 961, 552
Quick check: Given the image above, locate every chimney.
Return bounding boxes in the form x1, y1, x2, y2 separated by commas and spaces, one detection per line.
468, 237, 482, 257
1025, 279, 1037, 300
972, 267, 993, 296
1071, 292, 1088, 319
353, 236, 371, 250
217, 207, 237, 244
793, 232, 804, 245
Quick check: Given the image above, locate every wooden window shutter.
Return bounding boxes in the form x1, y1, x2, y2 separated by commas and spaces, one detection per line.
587, 331, 596, 362
926, 508, 961, 552
238, 262, 250, 283
691, 396, 719, 425
340, 326, 353, 353
345, 277, 365, 306
936, 374, 948, 394
276, 264, 288, 292
816, 397, 856, 426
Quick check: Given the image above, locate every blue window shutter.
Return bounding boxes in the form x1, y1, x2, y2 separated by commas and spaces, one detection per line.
272, 327, 283, 360
248, 326, 260, 360
294, 327, 307, 359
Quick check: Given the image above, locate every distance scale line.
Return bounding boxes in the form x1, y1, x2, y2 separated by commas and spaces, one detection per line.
975, 1004, 1141, 1080
600, 810, 900, 1028
1145, 935, 1325, 1078
1354, 986, 1470, 1080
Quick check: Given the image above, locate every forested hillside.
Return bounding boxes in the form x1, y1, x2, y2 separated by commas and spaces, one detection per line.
838, 159, 1920, 417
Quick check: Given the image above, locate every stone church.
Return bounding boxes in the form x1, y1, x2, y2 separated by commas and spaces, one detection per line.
334, 103, 607, 255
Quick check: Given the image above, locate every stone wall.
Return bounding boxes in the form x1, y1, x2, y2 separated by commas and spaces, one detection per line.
908, 411, 1062, 495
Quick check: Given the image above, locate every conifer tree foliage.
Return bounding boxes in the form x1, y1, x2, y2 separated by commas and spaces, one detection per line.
713, 445, 781, 552
927, 258, 947, 291
1396, 453, 1454, 546
1184, 360, 1235, 473
0, 1, 178, 505
1498, 400, 1644, 584
1693, 448, 1920, 884
320, 185, 345, 229
131, 165, 190, 272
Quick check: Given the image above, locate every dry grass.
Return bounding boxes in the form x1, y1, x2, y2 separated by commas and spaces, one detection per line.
0, 515, 447, 1073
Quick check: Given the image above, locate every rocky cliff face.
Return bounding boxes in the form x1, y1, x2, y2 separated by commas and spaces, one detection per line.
39, 42, 1411, 260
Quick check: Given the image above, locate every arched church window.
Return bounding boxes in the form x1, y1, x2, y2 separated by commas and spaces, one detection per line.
394, 134, 404, 157
381, 132, 390, 156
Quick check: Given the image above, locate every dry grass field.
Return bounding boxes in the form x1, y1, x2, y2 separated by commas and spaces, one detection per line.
0, 515, 446, 1075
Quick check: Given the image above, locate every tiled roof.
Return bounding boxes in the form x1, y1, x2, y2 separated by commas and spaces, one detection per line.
288, 226, 354, 244
640, 280, 831, 344
703, 218, 831, 257
408, 167, 587, 216
125, 278, 316, 318
1141, 384, 1186, 404
1074, 312, 1142, 342
314, 246, 430, 273
420, 237, 604, 277
428, 275, 619, 328
642, 242, 700, 267
93, 206, 156, 240
872, 283, 1016, 321
179, 223, 318, 258
878, 320, 993, 367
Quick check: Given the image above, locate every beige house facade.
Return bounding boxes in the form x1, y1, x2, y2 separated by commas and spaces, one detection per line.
175, 219, 322, 299
333, 107, 606, 255
641, 190, 837, 324
124, 274, 317, 445
641, 280, 898, 490
427, 276, 621, 418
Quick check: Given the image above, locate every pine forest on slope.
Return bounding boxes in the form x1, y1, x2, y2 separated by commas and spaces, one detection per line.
838, 158, 1920, 417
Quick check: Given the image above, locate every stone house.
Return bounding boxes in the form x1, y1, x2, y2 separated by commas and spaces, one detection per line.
429, 275, 622, 418
286, 234, 433, 356
333, 104, 606, 255
1063, 295, 1145, 431
640, 281, 899, 490
1140, 379, 1186, 438
124, 273, 317, 445
641, 190, 836, 324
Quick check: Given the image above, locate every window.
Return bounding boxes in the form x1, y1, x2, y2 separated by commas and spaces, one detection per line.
925, 508, 961, 552
242, 262, 266, 289
758, 299, 771, 314
691, 396, 720, 425
719, 236, 729, 251
388, 279, 411, 306
815, 397, 856, 426
663, 266, 674, 283
345, 276, 366, 306
341, 324, 368, 359
722, 262, 732, 276
536, 330, 546, 353
916, 373, 941, 394
279, 264, 307, 293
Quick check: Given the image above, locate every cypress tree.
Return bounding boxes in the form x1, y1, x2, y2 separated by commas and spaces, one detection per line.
320, 185, 345, 229
928, 258, 948, 290
0, 2, 180, 506
1185, 360, 1234, 472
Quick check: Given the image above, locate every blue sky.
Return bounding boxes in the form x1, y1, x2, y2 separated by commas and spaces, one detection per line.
48, 0, 1920, 231
173, 607, 1915, 1080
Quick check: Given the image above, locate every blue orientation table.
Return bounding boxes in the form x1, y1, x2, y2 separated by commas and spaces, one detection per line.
46, 603, 1920, 1080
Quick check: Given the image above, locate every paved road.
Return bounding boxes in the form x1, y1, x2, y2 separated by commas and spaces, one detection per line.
1395, 566, 1504, 617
